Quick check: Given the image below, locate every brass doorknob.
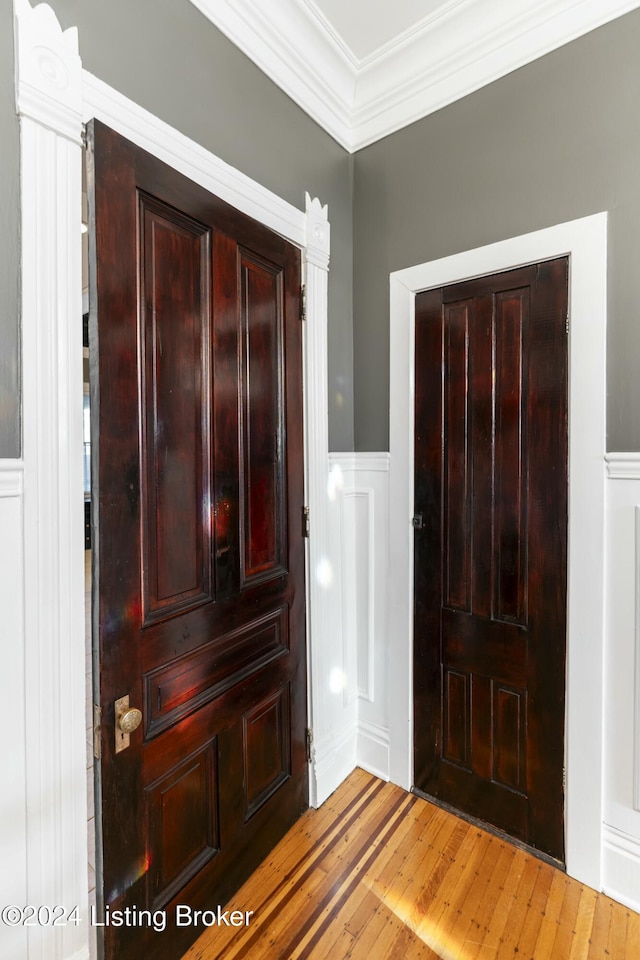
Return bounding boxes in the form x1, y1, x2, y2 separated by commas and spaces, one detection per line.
118, 707, 142, 734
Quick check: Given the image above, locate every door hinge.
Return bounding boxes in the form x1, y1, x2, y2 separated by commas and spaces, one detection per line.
302, 505, 310, 538
412, 514, 424, 529
565, 315, 570, 334
300, 284, 307, 322
305, 727, 313, 763
93, 703, 102, 760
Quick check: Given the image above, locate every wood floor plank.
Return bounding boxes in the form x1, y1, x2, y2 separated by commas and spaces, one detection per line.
606, 899, 629, 959
289, 793, 417, 958
182, 770, 640, 960
531, 869, 573, 959
548, 876, 586, 958
567, 885, 598, 960
586, 893, 614, 959
461, 839, 524, 959
508, 858, 554, 958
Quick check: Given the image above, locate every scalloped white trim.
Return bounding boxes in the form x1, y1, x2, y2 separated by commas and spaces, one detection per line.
15, 3, 88, 957
15, 3, 333, 956
190, 0, 640, 151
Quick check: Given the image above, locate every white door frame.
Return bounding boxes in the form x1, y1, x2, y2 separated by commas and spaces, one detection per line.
14, 2, 330, 957
388, 214, 607, 891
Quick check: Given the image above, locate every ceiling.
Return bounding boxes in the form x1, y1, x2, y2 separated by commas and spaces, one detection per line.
190, 0, 640, 152
307, 0, 451, 63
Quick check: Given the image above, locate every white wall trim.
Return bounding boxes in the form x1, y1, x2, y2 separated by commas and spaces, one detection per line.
313, 718, 358, 803
635, 506, 640, 814
81, 72, 307, 248
0, 459, 24, 496
602, 824, 640, 913
15, 2, 88, 958
357, 719, 391, 784
15, 3, 331, 956
189, 0, 640, 151
189, 0, 355, 149
606, 453, 640, 479
388, 213, 607, 892
301, 194, 336, 807
339, 488, 374, 704
331, 453, 391, 473
0, 461, 28, 960
329, 452, 391, 783
602, 462, 640, 910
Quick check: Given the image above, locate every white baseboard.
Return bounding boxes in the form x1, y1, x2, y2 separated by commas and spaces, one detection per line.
602, 824, 640, 913
311, 723, 358, 807
357, 720, 390, 782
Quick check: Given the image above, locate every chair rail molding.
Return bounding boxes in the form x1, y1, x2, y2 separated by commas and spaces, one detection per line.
606, 452, 640, 479
388, 213, 607, 893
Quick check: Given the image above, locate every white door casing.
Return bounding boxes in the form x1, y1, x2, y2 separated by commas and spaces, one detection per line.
13, 2, 329, 958
388, 214, 607, 890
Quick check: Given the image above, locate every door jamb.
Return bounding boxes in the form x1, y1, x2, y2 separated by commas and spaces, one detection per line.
388, 214, 607, 891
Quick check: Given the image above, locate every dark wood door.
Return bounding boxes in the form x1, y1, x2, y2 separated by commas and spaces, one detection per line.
413, 259, 568, 861
87, 120, 307, 960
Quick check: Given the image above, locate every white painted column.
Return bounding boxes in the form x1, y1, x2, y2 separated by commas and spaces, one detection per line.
303, 194, 355, 805
15, 2, 88, 958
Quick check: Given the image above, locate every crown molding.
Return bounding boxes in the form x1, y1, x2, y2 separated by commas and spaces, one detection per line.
190, 0, 640, 152
189, 0, 356, 149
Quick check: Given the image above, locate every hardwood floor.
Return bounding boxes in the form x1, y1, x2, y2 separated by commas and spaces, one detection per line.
182, 769, 639, 960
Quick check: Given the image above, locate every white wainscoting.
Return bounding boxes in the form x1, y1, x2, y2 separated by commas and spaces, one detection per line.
603, 453, 640, 912
324, 453, 391, 790
0, 461, 28, 960
325, 448, 640, 916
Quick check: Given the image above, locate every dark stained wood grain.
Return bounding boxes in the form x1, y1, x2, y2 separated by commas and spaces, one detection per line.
443, 301, 471, 613
88, 119, 307, 960
139, 195, 213, 623
413, 260, 568, 862
238, 251, 287, 587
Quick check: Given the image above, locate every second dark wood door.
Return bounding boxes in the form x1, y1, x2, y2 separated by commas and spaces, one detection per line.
88, 121, 307, 960
413, 259, 568, 861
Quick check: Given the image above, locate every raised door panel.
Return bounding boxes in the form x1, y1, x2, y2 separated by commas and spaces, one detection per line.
414, 260, 568, 861
146, 740, 219, 909
139, 195, 213, 624
90, 120, 307, 960
239, 251, 287, 588
443, 301, 471, 613
494, 289, 529, 625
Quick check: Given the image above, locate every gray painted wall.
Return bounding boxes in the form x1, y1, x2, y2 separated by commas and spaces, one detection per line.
0, 0, 21, 458
353, 9, 640, 451
8, 4, 640, 455
44, 0, 356, 450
